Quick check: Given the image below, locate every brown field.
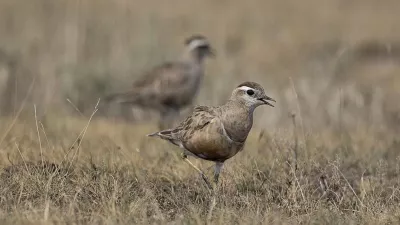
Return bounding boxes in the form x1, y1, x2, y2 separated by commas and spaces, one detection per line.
1, 0, 400, 224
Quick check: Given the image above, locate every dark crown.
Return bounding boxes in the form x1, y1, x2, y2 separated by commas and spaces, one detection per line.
237, 81, 264, 91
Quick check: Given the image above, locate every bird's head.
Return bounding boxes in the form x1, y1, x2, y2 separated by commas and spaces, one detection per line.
184, 34, 215, 62
231, 81, 276, 110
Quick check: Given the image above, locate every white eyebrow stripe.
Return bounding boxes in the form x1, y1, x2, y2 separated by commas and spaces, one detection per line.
238, 86, 254, 91
188, 39, 208, 50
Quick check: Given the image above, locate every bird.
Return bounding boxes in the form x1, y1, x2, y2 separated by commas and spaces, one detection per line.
104, 35, 215, 129
147, 81, 276, 190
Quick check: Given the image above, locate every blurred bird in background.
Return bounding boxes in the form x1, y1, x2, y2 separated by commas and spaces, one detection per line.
104, 35, 215, 129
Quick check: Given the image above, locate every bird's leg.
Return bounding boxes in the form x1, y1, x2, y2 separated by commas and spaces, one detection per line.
206, 162, 224, 220
181, 153, 213, 190
213, 162, 224, 189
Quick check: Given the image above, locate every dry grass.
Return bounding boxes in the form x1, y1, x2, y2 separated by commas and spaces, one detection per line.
1, 115, 400, 224
1, 0, 400, 224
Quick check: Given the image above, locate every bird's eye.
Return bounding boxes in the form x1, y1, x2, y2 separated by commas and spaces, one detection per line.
246, 89, 254, 96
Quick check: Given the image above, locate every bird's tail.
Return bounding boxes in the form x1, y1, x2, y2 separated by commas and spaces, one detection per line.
147, 128, 177, 139
103, 91, 139, 104
147, 129, 182, 147
147, 131, 160, 137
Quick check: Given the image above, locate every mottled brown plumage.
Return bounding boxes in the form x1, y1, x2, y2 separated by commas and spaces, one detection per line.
105, 35, 215, 129
148, 81, 276, 189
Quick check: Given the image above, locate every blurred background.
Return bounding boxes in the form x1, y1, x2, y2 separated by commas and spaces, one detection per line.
0, 0, 400, 132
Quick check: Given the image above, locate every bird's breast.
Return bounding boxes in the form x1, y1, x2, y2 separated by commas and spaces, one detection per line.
183, 123, 244, 161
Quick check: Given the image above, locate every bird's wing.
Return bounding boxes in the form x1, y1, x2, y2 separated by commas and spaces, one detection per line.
147, 105, 216, 147
105, 62, 194, 106
131, 62, 195, 105
178, 106, 218, 137
132, 62, 178, 88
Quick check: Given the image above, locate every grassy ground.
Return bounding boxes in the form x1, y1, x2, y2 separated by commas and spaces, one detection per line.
0, 114, 400, 224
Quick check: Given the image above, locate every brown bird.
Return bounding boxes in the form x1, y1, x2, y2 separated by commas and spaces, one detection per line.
105, 35, 215, 129
147, 81, 276, 189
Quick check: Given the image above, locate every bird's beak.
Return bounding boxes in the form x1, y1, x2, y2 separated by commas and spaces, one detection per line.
258, 95, 276, 107
207, 47, 216, 57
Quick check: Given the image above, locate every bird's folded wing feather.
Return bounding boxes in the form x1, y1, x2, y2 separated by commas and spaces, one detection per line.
178, 106, 217, 138
105, 62, 194, 105
152, 106, 217, 142
132, 62, 192, 100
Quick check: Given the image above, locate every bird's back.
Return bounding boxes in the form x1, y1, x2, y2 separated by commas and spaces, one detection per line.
124, 61, 204, 109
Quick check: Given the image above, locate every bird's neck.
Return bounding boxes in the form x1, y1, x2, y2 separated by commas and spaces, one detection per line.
181, 51, 206, 65
220, 101, 254, 142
